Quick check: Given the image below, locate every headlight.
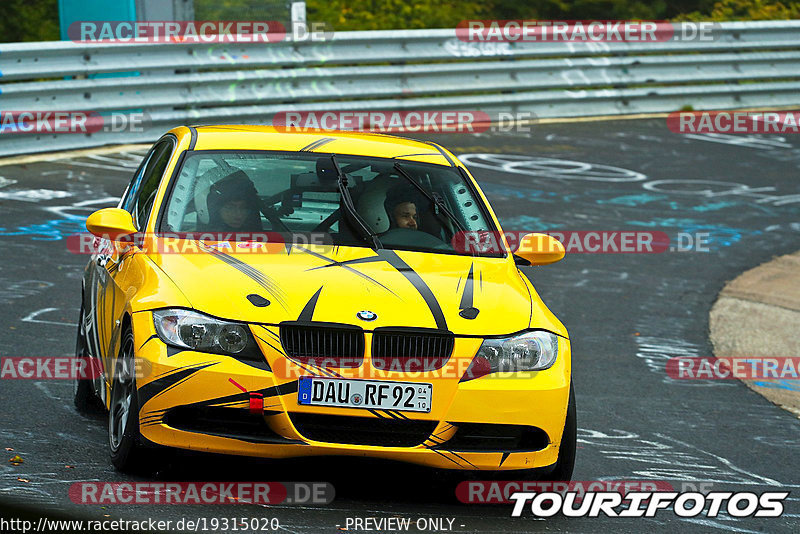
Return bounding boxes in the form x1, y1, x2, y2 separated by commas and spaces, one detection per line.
475, 330, 559, 373
152, 308, 264, 362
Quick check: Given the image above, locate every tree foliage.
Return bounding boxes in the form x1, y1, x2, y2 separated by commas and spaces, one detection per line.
679, 0, 800, 20
0, 0, 59, 42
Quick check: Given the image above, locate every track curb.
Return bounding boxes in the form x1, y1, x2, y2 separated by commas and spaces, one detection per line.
709, 250, 800, 418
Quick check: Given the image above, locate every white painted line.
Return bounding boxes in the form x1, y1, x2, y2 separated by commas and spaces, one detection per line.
22, 308, 76, 327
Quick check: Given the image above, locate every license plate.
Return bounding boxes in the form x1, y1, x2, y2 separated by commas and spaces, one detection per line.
297, 377, 432, 413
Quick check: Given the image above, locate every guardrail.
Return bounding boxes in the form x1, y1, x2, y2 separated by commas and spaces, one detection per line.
1, 21, 800, 156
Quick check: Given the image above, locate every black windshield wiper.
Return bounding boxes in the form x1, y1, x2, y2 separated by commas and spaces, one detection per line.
331, 154, 382, 250
393, 162, 467, 233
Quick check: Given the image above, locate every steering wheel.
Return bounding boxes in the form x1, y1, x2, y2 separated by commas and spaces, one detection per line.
380, 228, 452, 250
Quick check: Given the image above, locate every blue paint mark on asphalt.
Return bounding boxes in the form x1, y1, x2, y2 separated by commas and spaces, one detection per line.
0, 218, 87, 241
625, 218, 760, 248
689, 201, 740, 212
500, 215, 565, 231
597, 193, 667, 207
753, 380, 800, 392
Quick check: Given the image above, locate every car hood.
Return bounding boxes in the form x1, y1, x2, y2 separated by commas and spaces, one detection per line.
149, 240, 551, 336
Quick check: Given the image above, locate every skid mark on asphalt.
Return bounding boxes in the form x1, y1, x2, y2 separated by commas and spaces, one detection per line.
22, 308, 76, 327
0, 279, 54, 306
634, 335, 734, 388
579, 428, 785, 486
679, 518, 761, 533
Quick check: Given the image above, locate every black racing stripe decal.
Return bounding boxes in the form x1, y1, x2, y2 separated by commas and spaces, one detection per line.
191, 380, 299, 409
264, 328, 281, 341
459, 263, 474, 309
367, 409, 388, 419
308, 255, 385, 267
200, 243, 289, 310
381, 410, 402, 420
445, 449, 478, 469
428, 448, 463, 467
427, 432, 445, 443
298, 287, 323, 322
499, 452, 511, 467
138, 334, 158, 351
299, 248, 398, 296
458, 263, 480, 320
379, 249, 447, 330
299, 137, 334, 152
293, 362, 320, 376
137, 362, 218, 408
306, 363, 336, 377
254, 325, 282, 342
254, 333, 287, 357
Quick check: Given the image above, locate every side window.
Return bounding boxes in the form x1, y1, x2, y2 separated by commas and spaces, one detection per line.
120, 144, 159, 212
131, 140, 174, 229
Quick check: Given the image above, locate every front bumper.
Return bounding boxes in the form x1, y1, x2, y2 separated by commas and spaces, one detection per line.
130, 312, 571, 471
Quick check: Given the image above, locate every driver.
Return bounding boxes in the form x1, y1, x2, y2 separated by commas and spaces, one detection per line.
383, 184, 422, 231
205, 170, 262, 232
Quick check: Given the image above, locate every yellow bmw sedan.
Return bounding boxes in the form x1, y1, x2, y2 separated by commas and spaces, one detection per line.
74, 125, 575, 479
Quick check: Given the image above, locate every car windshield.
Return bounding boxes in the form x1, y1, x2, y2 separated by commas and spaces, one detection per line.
159, 151, 503, 257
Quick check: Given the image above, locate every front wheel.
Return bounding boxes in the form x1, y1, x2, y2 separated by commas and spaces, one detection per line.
108, 327, 149, 473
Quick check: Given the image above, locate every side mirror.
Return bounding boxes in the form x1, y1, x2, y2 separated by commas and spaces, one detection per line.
515, 233, 565, 266
86, 208, 137, 241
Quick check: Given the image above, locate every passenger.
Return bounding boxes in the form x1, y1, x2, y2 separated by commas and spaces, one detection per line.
383, 184, 422, 231
205, 170, 262, 232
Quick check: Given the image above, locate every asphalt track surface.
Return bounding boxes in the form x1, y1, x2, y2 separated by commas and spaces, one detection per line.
1, 119, 800, 533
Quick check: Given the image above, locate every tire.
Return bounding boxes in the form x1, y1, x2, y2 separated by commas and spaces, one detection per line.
73, 303, 99, 412
547, 382, 577, 482
108, 326, 150, 473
